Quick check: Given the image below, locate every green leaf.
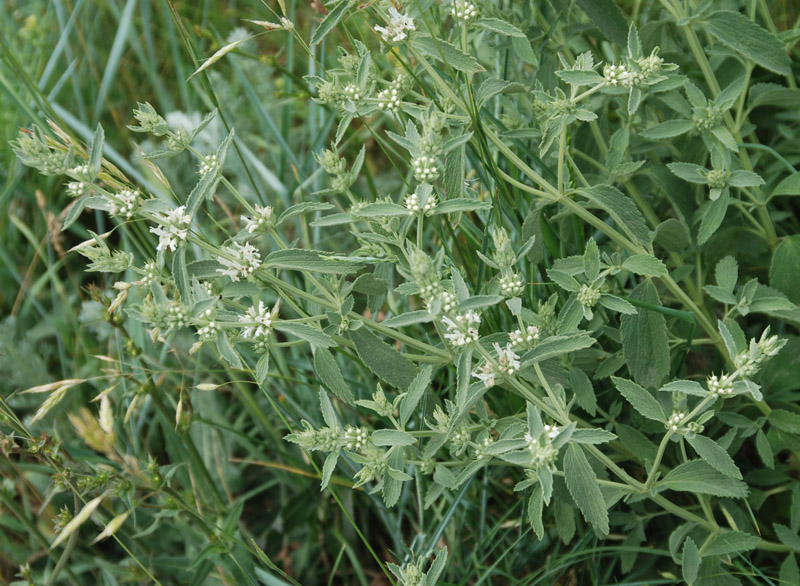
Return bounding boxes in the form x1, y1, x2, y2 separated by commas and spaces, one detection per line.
433, 464, 458, 489
381, 311, 433, 328
654, 218, 691, 252
728, 170, 764, 187
349, 328, 419, 391
756, 428, 774, 469
569, 367, 597, 415
564, 444, 609, 534
683, 537, 699, 586
311, 0, 350, 46
598, 295, 637, 314
314, 348, 354, 404
216, 334, 243, 369
316, 452, 339, 494
715, 255, 739, 292
556, 70, 605, 86
668, 162, 708, 184
62, 197, 88, 231
773, 173, 800, 197
700, 531, 761, 557
611, 376, 666, 421
412, 36, 485, 75
319, 388, 338, 428
780, 554, 800, 585
435, 198, 491, 215
370, 429, 416, 447
659, 460, 748, 498
571, 428, 617, 444
172, 247, 191, 305
686, 435, 742, 479
274, 322, 335, 348
770, 236, 800, 304
264, 249, 364, 275
704, 285, 738, 304
353, 202, 409, 218
620, 281, 670, 390
277, 202, 334, 226
770, 409, 800, 434
698, 189, 730, 244
528, 484, 545, 540
579, 184, 651, 247
775, 524, 800, 551
749, 83, 800, 110
704, 10, 791, 76
622, 254, 668, 277
89, 123, 104, 176
661, 380, 707, 397
640, 119, 695, 140
519, 332, 595, 367
574, 0, 628, 46
583, 239, 601, 281
547, 269, 581, 292
458, 295, 504, 311
475, 17, 526, 38
400, 366, 432, 428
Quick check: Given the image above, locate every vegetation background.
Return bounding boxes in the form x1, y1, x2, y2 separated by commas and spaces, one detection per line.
2, 0, 800, 585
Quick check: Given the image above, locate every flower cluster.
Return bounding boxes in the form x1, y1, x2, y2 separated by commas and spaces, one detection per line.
199, 154, 219, 176
412, 155, 439, 183
442, 310, 481, 347
577, 284, 600, 308
707, 374, 734, 397
110, 189, 142, 219
241, 204, 274, 234
150, 206, 192, 252
666, 412, 685, 432
509, 325, 539, 348
377, 74, 407, 113
499, 273, 524, 297
404, 190, 437, 215
524, 430, 558, 470
473, 343, 520, 387
239, 301, 278, 349
733, 329, 784, 377
451, 0, 478, 23
374, 7, 416, 44
217, 242, 262, 281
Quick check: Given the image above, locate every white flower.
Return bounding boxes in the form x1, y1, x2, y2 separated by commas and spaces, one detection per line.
442, 312, 480, 347
217, 242, 262, 281
494, 342, 520, 374
139, 260, 159, 287
111, 189, 141, 219
199, 154, 219, 176
499, 273, 524, 297
241, 204, 274, 234
473, 343, 520, 387
451, 0, 478, 23
404, 191, 437, 215
374, 7, 416, 44
603, 63, 630, 87
150, 205, 192, 252
66, 181, 86, 198
343, 84, 361, 101
239, 301, 277, 339
510, 325, 539, 347
412, 155, 439, 182
707, 374, 734, 397
667, 412, 686, 432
